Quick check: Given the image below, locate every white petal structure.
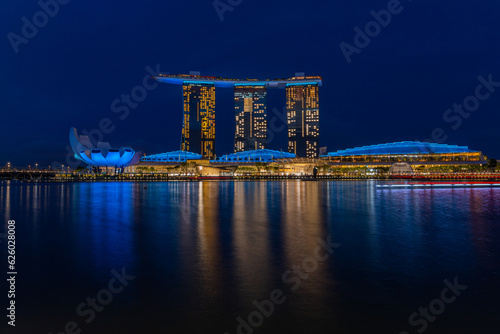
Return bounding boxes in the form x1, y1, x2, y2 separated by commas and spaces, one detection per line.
69, 127, 141, 167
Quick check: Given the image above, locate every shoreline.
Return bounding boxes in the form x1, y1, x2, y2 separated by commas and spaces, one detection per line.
2, 174, 500, 183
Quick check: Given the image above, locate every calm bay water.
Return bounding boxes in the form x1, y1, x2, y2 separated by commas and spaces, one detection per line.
1, 180, 499, 334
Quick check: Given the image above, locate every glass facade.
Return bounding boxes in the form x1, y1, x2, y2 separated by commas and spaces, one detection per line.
234, 85, 267, 152
182, 82, 216, 159
286, 83, 320, 158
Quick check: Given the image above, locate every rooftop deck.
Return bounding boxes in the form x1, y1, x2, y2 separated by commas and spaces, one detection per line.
155, 74, 322, 88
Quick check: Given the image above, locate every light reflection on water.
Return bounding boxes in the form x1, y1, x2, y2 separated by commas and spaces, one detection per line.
1, 180, 499, 333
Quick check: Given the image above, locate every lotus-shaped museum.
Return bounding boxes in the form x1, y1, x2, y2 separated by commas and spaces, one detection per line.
69, 128, 141, 168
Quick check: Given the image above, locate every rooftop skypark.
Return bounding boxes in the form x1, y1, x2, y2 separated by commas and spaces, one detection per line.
155, 73, 323, 88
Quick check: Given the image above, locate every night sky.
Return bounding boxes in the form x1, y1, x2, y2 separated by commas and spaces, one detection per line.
1, 0, 499, 167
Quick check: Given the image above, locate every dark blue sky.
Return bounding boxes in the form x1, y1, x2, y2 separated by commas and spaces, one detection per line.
1, 0, 499, 166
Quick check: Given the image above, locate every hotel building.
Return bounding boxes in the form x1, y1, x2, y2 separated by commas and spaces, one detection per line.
286, 82, 320, 158
156, 74, 322, 158
234, 84, 267, 152
182, 82, 216, 159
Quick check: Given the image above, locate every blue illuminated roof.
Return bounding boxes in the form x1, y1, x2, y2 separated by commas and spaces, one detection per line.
155, 74, 322, 88
184, 81, 214, 85
213, 149, 296, 162
141, 150, 203, 162
322, 141, 479, 157
234, 83, 266, 86
285, 82, 321, 86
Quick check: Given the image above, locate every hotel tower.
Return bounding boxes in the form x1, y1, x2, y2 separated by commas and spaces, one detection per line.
286, 82, 320, 158
181, 82, 216, 159
156, 73, 322, 159
234, 84, 267, 152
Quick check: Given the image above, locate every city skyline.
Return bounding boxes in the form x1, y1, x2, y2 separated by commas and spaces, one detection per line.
2, 1, 499, 166
3, 2, 500, 334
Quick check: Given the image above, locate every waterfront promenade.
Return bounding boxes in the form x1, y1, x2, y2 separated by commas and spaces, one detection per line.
2, 170, 500, 182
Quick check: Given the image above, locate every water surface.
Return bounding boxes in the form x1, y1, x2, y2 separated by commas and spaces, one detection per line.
1, 180, 499, 333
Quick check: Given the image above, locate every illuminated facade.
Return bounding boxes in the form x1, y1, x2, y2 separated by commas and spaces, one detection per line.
321, 141, 485, 163
182, 82, 216, 159
213, 149, 295, 163
142, 150, 203, 162
234, 85, 267, 152
155, 74, 322, 158
286, 83, 320, 158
